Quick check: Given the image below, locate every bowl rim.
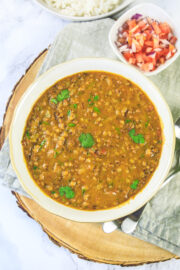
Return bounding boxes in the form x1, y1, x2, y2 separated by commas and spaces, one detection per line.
9, 57, 175, 222
109, 2, 180, 76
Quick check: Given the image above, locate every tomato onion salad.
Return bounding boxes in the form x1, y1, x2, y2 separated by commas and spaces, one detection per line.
115, 13, 177, 72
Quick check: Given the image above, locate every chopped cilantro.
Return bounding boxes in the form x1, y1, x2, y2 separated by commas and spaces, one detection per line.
82, 188, 86, 195
68, 123, 76, 127
40, 139, 46, 149
115, 127, 120, 135
57, 89, 69, 102
88, 97, 94, 106
93, 107, 100, 113
130, 179, 139, 190
51, 191, 55, 194
94, 95, 99, 101
50, 98, 58, 104
79, 133, 95, 148
33, 166, 38, 170
145, 120, 149, 127
54, 149, 59, 158
42, 121, 49, 125
73, 104, 78, 109
59, 186, 75, 199
125, 119, 131, 124
129, 129, 145, 144
67, 110, 71, 116
26, 130, 30, 139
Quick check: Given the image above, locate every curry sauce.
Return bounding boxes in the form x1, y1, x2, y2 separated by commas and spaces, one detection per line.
22, 72, 162, 210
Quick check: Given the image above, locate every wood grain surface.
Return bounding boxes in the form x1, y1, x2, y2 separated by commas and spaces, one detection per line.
0, 50, 178, 265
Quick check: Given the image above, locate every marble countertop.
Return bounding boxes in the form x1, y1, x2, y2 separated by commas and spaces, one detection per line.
0, 0, 180, 269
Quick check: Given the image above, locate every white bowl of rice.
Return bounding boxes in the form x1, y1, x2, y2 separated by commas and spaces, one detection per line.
34, 0, 134, 21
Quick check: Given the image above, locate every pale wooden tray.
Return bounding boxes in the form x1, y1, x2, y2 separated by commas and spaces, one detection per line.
0, 50, 178, 266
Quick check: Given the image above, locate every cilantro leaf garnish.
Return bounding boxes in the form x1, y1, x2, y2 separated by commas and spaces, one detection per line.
79, 133, 95, 148
33, 166, 38, 170
40, 139, 46, 149
50, 89, 69, 104
68, 123, 76, 127
54, 149, 59, 158
67, 110, 71, 116
125, 119, 131, 124
94, 95, 99, 101
82, 188, 86, 195
26, 130, 30, 139
59, 186, 75, 199
50, 98, 58, 104
93, 107, 100, 113
57, 89, 69, 102
73, 104, 78, 109
145, 120, 149, 127
130, 179, 139, 190
129, 129, 145, 144
115, 127, 120, 135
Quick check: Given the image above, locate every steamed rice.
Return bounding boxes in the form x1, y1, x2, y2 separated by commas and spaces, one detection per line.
43, 0, 122, 17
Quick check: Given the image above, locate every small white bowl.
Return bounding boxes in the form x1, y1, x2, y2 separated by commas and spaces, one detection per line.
9, 58, 175, 222
34, 0, 134, 22
109, 3, 180, 76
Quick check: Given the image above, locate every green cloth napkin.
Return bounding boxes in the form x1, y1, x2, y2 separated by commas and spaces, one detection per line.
0, 18, 180, 255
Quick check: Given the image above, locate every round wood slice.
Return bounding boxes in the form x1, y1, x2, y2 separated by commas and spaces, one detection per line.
0, 50, 178, 266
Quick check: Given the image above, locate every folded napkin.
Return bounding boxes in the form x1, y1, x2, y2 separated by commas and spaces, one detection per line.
0, 18, 180, 255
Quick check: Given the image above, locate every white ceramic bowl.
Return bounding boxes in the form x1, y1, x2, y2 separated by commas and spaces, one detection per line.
109, 3, 180, 76
34, 0, 134, 22
9, 58, 175, 222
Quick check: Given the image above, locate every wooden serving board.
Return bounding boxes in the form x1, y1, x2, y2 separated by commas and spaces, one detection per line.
0, 50, 178, 266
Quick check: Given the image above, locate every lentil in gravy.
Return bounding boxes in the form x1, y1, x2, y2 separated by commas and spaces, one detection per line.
22, 71, 162, 210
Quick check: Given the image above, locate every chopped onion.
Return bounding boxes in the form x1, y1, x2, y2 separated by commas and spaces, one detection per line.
166, 51, 171, 59
168, 32, 173, 40
147, 52, 156, 58
119, 44, 128, 52
131, 13, 142, 20
160, 39, 170, 45
131, 41, 136, 52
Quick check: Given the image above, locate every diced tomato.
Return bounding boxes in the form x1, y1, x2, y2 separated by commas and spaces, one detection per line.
129, 57, 136, 65
127, 37, 132, 46
146, 47, 153, 53
141, 63, 154, 72
135, 34, 145, 47
142, 53, 154, 63
116, 14, 177, 73
159, 32, 169, 39
123, 52, 131, 61
144, 30, 152, 39
152, 22, 161, 35
144, 41, 153, 47
127, 19, 136, 30
169, 44, 175, 51
135, 53, 144, 63
159, 22, 171, 34
130, 25, 140, 34
159, 57, 165, 64
138, 20, 146, 29
153, 37, 159, 48
170, 36, 177, 45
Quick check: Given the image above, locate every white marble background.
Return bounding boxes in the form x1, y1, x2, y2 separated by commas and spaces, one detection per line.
0, 0, 180, 269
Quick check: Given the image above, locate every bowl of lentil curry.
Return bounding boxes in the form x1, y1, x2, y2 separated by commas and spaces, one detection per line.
9, 58, 175, 222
